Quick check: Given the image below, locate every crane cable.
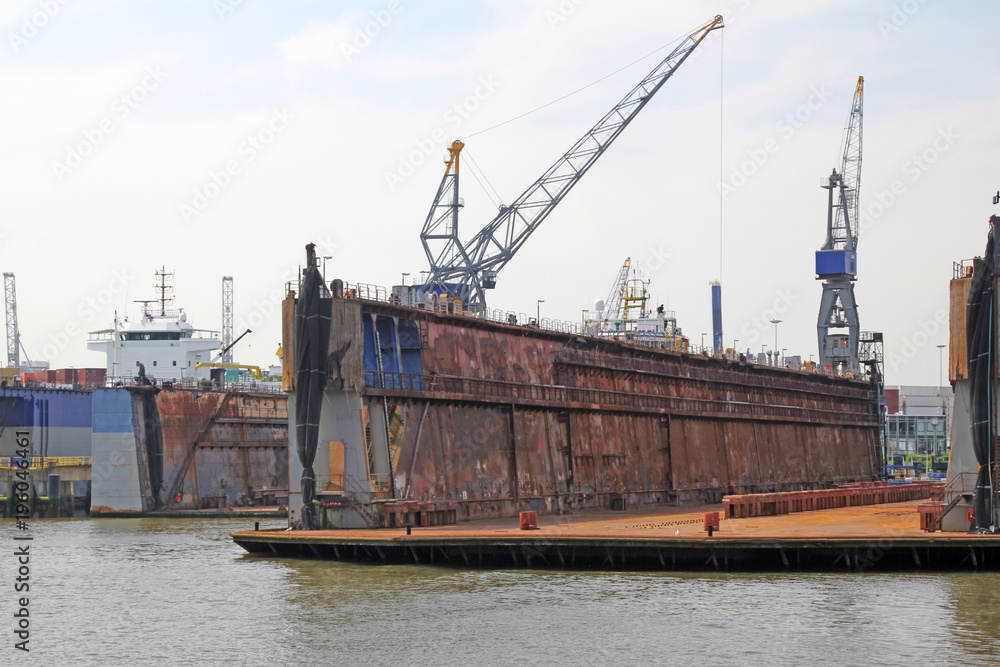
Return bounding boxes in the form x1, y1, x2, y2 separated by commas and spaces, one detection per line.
719, 28, 725, 284
462, 148, 505, 209
460, 22, 704, 141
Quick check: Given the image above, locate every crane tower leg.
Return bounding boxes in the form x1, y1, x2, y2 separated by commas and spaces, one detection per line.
817, 280, 860, 374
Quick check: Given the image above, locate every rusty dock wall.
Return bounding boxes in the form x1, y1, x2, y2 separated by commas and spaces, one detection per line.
288, 294, 880, 525
92, 386, 288, 514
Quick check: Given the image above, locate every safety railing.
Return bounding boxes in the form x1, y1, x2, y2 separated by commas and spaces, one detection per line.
337, 280, 867, 381
362, 370, 876, 425
0, 456, 92, 469
101, 376, 284, 394
932, 471, 978, 503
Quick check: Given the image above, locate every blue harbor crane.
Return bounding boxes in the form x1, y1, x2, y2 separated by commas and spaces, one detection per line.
817, 76, 864, 374
417, 15, 725, 312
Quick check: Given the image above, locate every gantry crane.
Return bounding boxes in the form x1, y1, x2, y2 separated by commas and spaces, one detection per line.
418, 15, 724, 312
817, 76, 863, 373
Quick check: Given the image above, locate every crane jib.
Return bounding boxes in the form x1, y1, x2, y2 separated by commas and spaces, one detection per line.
418, 16, 724, 311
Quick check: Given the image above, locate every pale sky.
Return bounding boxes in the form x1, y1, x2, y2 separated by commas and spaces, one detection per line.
1, 0, 997, 385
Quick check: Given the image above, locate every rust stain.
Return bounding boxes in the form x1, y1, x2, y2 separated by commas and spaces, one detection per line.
331, 300, 881, 523
156, 388, 289, 506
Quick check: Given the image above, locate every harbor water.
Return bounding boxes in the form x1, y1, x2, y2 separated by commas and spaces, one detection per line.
6, 518, 1000, 665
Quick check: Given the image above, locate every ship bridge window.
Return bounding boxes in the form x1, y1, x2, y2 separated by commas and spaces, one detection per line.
122, 332, 182, 341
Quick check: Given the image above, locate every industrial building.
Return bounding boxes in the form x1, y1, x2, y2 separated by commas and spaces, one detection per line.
884, 385, 953, 460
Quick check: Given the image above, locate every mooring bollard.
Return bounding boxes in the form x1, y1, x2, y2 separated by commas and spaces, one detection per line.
254, 521, 259, 531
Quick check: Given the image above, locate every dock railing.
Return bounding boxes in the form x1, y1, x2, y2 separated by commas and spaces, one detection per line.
932, 471, 977, 503
363, 370, 876, 425
0, 456, 92, 469
340, 280, 868, 381
100, 376, 284, 394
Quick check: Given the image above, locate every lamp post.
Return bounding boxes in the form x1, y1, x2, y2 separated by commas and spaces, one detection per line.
937, 344, 946, 415
937, 344, 945, 390
537, 299, 544, 325
401, 272, 410, 286
770, 319, 782, 355
322, 255, 332, 277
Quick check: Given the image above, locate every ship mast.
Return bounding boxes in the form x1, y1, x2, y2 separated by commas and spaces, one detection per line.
155, 265, 175, 317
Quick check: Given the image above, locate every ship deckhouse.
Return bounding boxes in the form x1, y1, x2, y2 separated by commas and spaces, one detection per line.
87, 268, 221, 381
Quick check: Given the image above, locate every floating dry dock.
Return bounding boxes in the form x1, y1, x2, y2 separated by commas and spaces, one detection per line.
233, 497, 1000, 572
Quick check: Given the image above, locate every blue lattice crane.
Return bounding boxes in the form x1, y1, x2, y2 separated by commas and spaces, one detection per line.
417, 16, 724, 312
817, 76, 863, 373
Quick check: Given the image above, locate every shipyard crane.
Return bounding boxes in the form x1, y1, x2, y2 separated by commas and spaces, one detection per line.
601, 257, 632, 322
4, 273, 18, 368
418, 15, 724, 312
816, 76, 863, 374
222, 276, 234, 364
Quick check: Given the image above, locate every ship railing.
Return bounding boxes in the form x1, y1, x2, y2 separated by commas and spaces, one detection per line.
87, 329, 220, 341
363, 371, 876, 425
342, 474, 382, 526
932, 471, 977, 502
340, 281, 587, 336
953, 258, 977, 280
0, 456, 92, 469
100, 376, 284, 394
342, 282, 390, 303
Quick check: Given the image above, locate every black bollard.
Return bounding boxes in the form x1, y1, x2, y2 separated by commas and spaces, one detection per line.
255, 521, 259, 531
406, 523, 412, 536
708, 525, 714, 537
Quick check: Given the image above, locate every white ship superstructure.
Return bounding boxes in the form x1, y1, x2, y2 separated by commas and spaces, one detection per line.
88, 311, 221, 381
87, 268, 221, 381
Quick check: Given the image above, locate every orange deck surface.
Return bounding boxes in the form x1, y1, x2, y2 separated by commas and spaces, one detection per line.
235, 500, 999, 544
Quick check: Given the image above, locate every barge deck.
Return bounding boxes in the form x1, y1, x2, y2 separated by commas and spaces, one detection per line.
232, 500, 1000, 572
